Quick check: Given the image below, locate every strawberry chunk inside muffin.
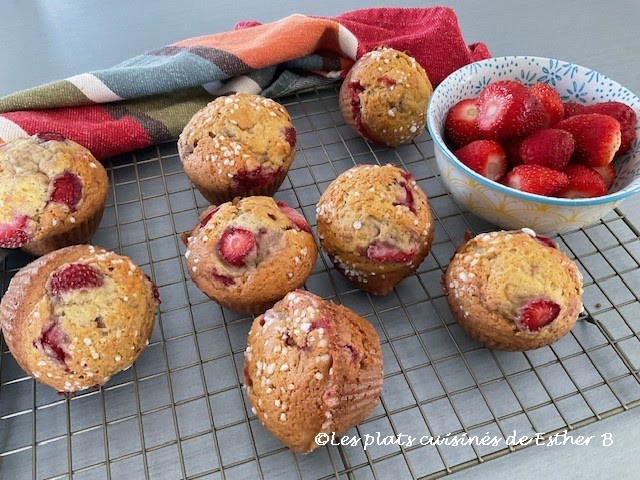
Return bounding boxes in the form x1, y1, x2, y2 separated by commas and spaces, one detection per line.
515, 298, 561, 332
34, 320, 70, 368
218, 227, 257, 266
49, 172, 83, 212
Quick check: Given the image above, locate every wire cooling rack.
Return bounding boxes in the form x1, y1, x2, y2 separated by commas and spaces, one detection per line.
1, 85, 640, 480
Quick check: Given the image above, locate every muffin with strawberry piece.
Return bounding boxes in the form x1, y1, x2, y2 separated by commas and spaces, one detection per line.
178, 93, 296, 204
0, 245, 159, 394
0, 133, 109, 256
316, 164, 434, 295
183, 196, 317, 314
243, 289, 383, 453
339, 47, 433, 147
443, 229, 583, 351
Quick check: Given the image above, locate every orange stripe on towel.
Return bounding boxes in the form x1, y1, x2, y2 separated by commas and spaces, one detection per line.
174, 15, 345, 70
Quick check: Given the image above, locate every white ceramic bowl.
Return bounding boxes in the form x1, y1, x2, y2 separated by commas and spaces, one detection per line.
426, 56, 640, 234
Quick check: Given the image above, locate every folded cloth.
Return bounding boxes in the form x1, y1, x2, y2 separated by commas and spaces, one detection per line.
0, 7, 489, 160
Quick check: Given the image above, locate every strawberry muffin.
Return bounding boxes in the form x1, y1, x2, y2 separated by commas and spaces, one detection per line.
178, 93, 296, 204
0, 133, 109, 256
0, 245, 160, 394
183, 197, 317, 314
339, 47, 433, 147
316, 164, 434, 295
243, 289, 383, 453
443, 229, 583, 351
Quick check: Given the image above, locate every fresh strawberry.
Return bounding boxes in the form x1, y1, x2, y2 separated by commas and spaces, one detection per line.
454, 140, 507, 181
556, 164, 607, 198
515, 298, 561, 332
581, 102, 636, 155
445, 98, 483, 147
592, 163, 616, 190
504, 165, 569, 196
519, 128, 574, 170
281, 126, 297, 148
529, 82, 564, 126
48, 263, 104, 296
0, 216, 30, 248
276, 202, 312, 233
476, 80, 544, 140
366, 241, 417, 262
563, 102, 588, 118
555, 114, 621, 167
36, 132, 66, 143
217, 227, 256, 266
49, 172, 83, 212
199, 205, 221, 227
502, 137, 526, 167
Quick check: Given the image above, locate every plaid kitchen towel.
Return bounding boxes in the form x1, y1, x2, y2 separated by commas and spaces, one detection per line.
0, 7, 489, 160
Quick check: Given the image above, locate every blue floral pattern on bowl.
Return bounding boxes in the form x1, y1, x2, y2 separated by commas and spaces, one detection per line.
426, 56, 640, 234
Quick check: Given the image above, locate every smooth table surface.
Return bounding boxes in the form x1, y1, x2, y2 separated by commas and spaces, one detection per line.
3, 1, 640, 479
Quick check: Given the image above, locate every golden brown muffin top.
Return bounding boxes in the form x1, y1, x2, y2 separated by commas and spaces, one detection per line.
444, 229, 583, 350
178, 92, 296, 174
0, 245, 159, 393
316, 164, 433, 262
244, 289, 382, 453
0, 134, 108, 248
341, 47, 433, 146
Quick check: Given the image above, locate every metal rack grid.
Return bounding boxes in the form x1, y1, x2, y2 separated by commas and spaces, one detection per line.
1, 84, 640, 480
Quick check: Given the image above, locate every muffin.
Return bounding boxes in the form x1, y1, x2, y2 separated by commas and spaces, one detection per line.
183, 196, 317, 314
316, 164, 434, 295
243, 289, 383, 453
339, 47, 433, 147
178, 93, 296, 204
0, 133, 109, 256
443, 229, 583, 351
0, 245, 160, 393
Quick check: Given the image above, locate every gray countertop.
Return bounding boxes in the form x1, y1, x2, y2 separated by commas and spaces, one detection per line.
2, 1, 640, 478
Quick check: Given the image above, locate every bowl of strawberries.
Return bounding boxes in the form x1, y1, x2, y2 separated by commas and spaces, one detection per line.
426, 56, 640, 233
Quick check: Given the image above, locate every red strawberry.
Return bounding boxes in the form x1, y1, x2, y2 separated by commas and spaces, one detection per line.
502, 137, 526, 167
0, 216, 30, 248
211, 268, 236, 286
366, 241, 417, 262
217, 227, 256, 266
519, 128, 575, 170
199, 205, 221, 227
34, 320, 70, 367
563, 102, 588, 118
556, 164, 607, 198
445, 98, 483, 147
592, 164, 616, 190
556, 114, 621, 167
515, 298, 561, 332
476, 80, 544, 140
49, 172, 83, 212
529, 82, 564, 127
233, 166, 280, 190
281, 126, 297, 148
454, 140, 507, 182
36, 132, 67, 143
393, 171, 417, 214
582, 102, 637, 155
504, 165, 569, 196
276, 202, 312, 233
48, 263, 104, 296
533, 235, 558, 249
